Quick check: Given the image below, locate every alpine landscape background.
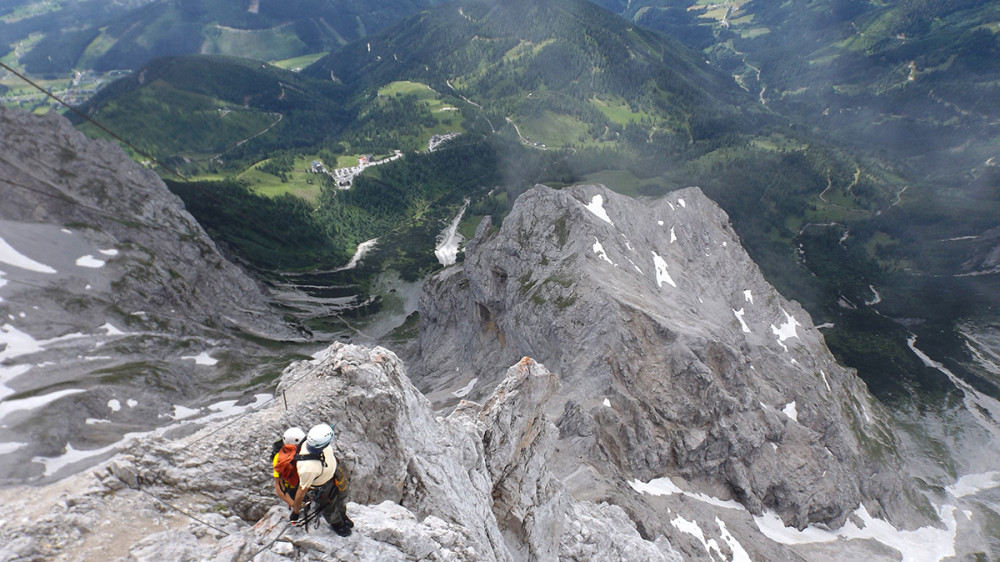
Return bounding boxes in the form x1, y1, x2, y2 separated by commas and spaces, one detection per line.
1, 0, 999, 560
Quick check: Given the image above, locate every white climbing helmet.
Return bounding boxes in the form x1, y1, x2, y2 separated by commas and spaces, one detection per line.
283, 426, 306, 446
306, 424, 334, 450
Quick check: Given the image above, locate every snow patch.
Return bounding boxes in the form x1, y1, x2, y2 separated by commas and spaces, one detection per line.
821, 370, 831, 392
657, 220, 664, 226
584, 195, 614, 226
85, 418, 111, 425
677, 198, 686, 208
435, 200, 469, 266
0, 325, 84, 365
782, 401, 798, 422
100, 323, 126, 336
108, 399, 121, 412
33, 433, 150, 477
200, 394, 271, 423
733, 308, 751, 333
651, 251, 676, 288
754, 504, 958, 562
0, 363, 32, 401
0, 236, 56, 273
629, 477, 743, 510
671, 515, 723, 560
339, 238, 379, 271
744, 290, 753, 304
770, 308, 800, 352
593, 238, 614, 265
75, 255, 105, 268
0, 388, 85, 422
0, 442, 27, 455
603, 398, 611, 408
866, 285, 882, 306
171, 404, 200, 420
99, 249, 119, 256
946, 471, 1000, 498
670, 227, 677, 243
717, 518, 751, 562
181, 352, 218, 366
452, 378, 478, 398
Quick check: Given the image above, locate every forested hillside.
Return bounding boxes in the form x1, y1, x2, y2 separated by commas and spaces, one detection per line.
53, 0, 1000, 406
1, 0, 443, 74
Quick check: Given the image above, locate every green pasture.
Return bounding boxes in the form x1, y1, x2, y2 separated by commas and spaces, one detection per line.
78, 30, 117, 69
590, 95, 649, 126
270, 52, 327, 71
502, 39, 555, 63
202, 26, 307, 61
373, 80, 464, 149
740, 27, 770, 38
238, 154, 324, 203
513, 111, 595, 148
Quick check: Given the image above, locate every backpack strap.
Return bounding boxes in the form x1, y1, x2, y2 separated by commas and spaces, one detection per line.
294, 450, 327, 468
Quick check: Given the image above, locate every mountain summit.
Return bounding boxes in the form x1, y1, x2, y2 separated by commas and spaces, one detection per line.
410, 184, 913, 531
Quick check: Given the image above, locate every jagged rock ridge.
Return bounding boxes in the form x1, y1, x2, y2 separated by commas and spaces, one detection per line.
0, 343, 684, 561
410, 184, 913, 531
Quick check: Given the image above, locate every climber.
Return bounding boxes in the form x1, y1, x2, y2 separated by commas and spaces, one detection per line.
290, 423, 353, 536
272, 426, 306, 509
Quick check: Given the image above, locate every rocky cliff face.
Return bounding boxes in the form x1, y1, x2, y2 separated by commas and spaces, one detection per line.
409, 184, 913, 532
0, 343, 684, 561
0, 107, 289, 338
0, 107, 301, 485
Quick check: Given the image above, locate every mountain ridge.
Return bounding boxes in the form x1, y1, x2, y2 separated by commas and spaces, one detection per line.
0, 106, 305, 485
408, 183, 916, 532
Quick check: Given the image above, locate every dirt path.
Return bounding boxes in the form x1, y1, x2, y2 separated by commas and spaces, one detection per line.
892, 185, 908, 206
819, 173, 833, 202
446, 80, 495, 132
505, 117, 545, 150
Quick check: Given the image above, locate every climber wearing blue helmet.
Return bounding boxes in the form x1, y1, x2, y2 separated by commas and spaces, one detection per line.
290, 424, 353, 536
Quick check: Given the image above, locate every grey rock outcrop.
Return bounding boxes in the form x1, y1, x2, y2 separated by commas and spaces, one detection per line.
0, 107, 301, 485
0, 343, 683, 561
408, 184, 912, 531
0, 107, 292, 339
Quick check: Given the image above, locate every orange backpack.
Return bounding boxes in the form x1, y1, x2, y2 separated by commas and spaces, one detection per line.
274, 443, 300, 488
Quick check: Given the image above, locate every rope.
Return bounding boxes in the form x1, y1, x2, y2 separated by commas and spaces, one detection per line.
241, 521, 292, 562
0, 61, 189, 180
0, 63, 332, 268
184, 363, 321, 447
129, 480, 232, 537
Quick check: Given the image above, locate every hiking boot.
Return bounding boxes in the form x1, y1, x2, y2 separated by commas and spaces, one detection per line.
344, 516, 354, 529
332, 522, 352, 537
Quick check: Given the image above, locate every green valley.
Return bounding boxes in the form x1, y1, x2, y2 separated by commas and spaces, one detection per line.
6, 0, 994, 405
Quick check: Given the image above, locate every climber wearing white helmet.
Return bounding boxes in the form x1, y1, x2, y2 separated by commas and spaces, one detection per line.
290, 423, 353, 536
271, 426, 306, 509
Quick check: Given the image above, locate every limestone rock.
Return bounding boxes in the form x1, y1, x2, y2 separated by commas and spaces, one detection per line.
0, 343, 673, 561
408, 184, 912, 531
0, 107, 302, 485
